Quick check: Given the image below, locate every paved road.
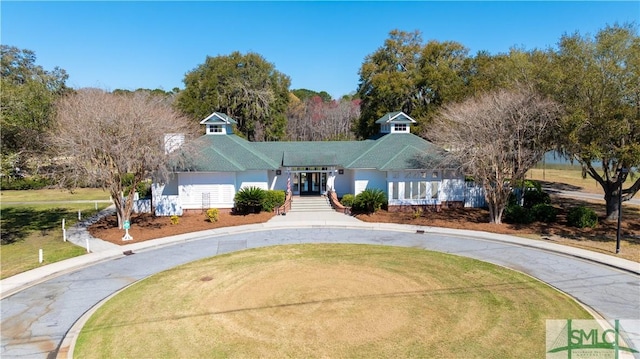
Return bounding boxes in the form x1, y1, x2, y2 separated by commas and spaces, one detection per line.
2, 227, 639, 358
543, 187, 640, 206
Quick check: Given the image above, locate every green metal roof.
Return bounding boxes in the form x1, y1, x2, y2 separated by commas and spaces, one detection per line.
283, 151, 339, 166
179, 135, 278, 171
347, 133, 447, 170
176, 111, 448, 172
177, 130, 449, 172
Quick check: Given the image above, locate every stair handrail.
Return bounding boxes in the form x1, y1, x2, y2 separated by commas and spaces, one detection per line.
327, 190, 351, 215
275, 191, 292, 215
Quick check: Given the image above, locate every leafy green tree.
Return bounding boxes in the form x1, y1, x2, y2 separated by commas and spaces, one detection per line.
356, 30, 423, 138
355, 30, 469, 138
552, 23, 640, 220
466, 48, 556, 98
412, 40, 470, 134
112, 88, 174, 98
0, 45, 69, 169
291, 89, 332, 102
175, 52, 291, 141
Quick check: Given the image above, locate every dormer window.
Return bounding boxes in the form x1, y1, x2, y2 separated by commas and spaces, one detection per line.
200, 112, 238, 135
375, 111, 416, 135
393, 124, 407, 132
207, 124, 223, 134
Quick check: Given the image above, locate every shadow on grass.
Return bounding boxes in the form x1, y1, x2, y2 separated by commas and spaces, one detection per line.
535, 196, 640, 244
1, 207, 72, 245
539, 180, 584, 192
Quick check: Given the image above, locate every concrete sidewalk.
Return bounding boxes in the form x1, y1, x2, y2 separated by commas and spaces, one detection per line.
2, 208, 638, 299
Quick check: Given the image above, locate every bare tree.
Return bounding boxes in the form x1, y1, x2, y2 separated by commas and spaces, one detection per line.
50, 88, 197, 229
428, 88, 560, 224
286, 96, 360, 141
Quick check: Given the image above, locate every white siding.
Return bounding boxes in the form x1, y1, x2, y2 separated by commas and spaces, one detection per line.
179, 172, 236, 209
440, 178, 466, 202
237, 170, 269, 190
154, 196, 182, 216
333, 169, 352, 196
353, 169, 387, 196
153, 176, 183, 216
268, 170, 288, 191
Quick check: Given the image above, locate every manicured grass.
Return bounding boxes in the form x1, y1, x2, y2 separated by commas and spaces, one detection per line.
1, 191, 111, 278
75, 244, 592, 359
0, 187, 110, 202
0, 230, 88, 279
528, 167, 637, 195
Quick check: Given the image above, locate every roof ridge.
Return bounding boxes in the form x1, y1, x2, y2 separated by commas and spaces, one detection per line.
228, 135, 279, 168
345, 135, 388, 168
209, 141, 246, 171
379, 144, 421, 170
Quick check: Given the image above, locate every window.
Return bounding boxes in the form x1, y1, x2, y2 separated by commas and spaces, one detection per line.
431, 182, 439, 199
404, 181, 411, 199
394, 123, 407, 132
412, 182, 420, 199
419, 181, 427, 199
392, 182, 399, 200
208, 124, 223, 134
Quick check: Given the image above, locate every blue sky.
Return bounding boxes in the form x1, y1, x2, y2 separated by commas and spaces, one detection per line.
2, 1, 638, 99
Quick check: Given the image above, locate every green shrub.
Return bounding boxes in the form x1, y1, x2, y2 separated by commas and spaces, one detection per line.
262, 190, 286, 212
206, 208, 219, 223
412, 208, 423, 219
353, 189, 387, 214
508, 186, 550, 209
170, 215, 179, 225
531, 203, 558, 223
523, 190, 551, 209
504, 204, 534, 224
340, 194, 355, 207
121, 174, 151, 198
0, 176, 52, 190
136, 180, 152, 198
567, 206, 598, 228
511, 179, 542, 192
234, 186, 266, 214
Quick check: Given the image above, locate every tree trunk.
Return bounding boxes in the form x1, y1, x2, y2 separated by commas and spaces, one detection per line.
604, 184, 620, 221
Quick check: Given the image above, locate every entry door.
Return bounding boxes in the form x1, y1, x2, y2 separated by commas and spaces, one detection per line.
300, 172, 321, 195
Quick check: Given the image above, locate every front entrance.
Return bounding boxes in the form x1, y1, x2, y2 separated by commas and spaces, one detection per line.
298, 172, 326, 195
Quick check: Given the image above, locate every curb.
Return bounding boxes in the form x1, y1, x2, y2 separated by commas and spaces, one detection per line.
3, 221, 638, 300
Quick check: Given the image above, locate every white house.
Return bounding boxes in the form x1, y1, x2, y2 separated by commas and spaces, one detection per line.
153, 111, 478, 215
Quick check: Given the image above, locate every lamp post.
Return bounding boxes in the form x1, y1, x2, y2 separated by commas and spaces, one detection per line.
616, 167, 628, 254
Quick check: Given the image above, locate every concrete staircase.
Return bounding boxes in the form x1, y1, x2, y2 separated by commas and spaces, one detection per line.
289, 196, 334, 213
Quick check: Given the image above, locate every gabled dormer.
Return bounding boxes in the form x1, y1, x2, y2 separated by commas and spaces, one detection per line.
375, 111, 416, 134
200, 112, 237, 135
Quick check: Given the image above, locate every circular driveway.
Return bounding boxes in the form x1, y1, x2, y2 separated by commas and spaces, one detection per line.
2, 227, 639, 358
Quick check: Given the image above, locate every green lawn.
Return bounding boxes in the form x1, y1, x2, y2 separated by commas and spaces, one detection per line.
1, 189, 112, 279
0, 187, 110, 202
528, 166, 637, 194
76, 244, 592, 358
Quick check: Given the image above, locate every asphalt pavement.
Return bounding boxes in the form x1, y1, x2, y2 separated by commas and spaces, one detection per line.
1, 207, 640, 359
